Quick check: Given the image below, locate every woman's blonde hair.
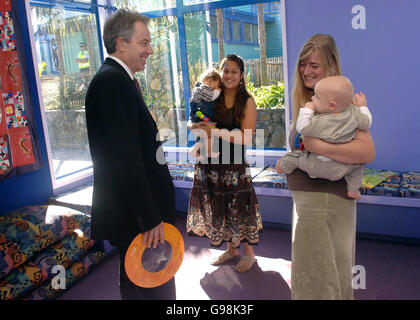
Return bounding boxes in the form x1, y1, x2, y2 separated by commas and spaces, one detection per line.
291, 34, 342, 124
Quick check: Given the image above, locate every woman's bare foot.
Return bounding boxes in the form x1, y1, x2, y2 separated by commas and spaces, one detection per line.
211, 246, 238, 266
234, 255, 257, 272
234, 243, 257, 272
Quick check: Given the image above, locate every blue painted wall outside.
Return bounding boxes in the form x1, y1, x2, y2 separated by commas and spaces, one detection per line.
211, 42, 260, 61
266, 14, 282, 58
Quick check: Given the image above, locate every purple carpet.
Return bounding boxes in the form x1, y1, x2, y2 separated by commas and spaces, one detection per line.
56, 216, 420, 300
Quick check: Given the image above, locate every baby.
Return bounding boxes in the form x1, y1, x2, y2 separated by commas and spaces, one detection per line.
189, 68, 221, 161
278, 75, 372, 200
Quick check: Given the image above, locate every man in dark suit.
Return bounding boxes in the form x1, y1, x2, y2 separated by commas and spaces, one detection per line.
85, 9, 176, 300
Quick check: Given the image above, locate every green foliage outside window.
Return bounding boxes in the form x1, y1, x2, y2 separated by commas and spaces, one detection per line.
247, 78, 285, 109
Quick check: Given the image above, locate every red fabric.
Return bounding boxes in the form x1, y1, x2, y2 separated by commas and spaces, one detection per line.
0, 51, 22, 93
8, 126, 35, 167
0, 102, 6, 136
0, 1, 11, 12
0, 5, 35, 173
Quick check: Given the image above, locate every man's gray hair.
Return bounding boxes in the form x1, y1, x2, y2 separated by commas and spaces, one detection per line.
103, 9, 150, 54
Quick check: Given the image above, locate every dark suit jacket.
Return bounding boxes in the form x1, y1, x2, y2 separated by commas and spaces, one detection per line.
85, 58, 175, 247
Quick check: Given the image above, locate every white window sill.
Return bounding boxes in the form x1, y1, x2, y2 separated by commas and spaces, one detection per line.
163, 146, 287, 157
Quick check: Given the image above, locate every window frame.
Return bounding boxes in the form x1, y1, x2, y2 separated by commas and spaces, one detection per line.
132, 0, 290, 168
26, 0, 109, 193
24, 0, 290, 193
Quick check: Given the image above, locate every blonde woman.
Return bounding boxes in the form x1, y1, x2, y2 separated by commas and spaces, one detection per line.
276, 34, 375, 299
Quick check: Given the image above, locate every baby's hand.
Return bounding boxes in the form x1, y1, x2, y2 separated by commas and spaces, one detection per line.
304, 101, 316, 111
352, 92, 367, 107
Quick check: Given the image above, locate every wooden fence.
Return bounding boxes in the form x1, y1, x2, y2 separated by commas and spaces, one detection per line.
244, 57, 284, 86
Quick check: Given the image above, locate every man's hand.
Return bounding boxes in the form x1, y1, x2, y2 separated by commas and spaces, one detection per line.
352, 92, 367, 107
142, 221, 164, 249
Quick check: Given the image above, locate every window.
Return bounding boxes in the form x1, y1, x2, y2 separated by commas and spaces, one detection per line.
138, 16, 185, 146
30, 0, 286, 191
244, 22, 252, 42
114, 3, 185, 147
114, 0, 176, 11
244, 22, 258, 43
29, 2, 102, 188
225, 18, 231, 41
232, 20, 241, 42
183, 0, 223, 5
182, 2, 285, 150
114, 1, 285, 150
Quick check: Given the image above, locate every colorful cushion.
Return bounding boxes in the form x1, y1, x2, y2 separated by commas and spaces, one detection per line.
362, 170, 420, 198
252, 167, 287, 189
0, 218, 94, 300
0, 205, 90, 279
168, 161, 195, 181
26, 248, 106, 300
401, 171, 420, 198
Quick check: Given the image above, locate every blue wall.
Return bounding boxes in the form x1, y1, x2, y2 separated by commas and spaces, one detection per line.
0, 1, 53, 215
284, 0, 420, 172
212, 42, 260, 61
266, 15, 282, 58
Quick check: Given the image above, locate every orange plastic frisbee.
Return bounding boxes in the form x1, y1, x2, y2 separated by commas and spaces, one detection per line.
124, 223, 184, 288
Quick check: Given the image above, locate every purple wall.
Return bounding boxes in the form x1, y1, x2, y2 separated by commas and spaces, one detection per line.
284, 0, 420, 172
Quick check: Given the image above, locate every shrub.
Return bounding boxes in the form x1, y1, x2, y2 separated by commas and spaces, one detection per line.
247, 80, 285, 109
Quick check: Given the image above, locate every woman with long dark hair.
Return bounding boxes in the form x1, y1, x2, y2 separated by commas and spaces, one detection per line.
187, 54, 263, 272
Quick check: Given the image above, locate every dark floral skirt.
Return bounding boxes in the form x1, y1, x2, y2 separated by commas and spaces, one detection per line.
186, 162, 263, 248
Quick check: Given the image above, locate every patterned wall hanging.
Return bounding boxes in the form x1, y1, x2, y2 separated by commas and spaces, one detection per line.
0, 0, 40, 180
